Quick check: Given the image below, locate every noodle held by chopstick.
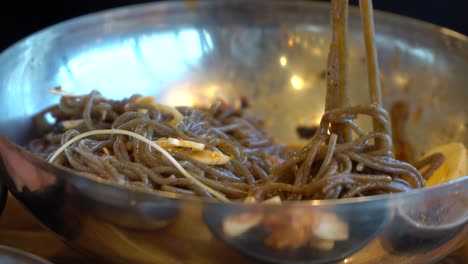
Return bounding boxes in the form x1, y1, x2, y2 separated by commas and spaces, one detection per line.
359, 0, 389, 148
259, 0, 426, 199
325, 0, 352, 143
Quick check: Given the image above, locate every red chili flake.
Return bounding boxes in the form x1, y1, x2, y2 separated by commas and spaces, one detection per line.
98, 172, 107, 179
240, 96, 250, 109
268, 155, 280, 165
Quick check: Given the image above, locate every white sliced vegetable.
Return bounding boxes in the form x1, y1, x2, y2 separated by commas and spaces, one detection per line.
244, 196, 257, 203
263, 196, 282, 205
166, 147, 230, 165
222, 213, 263, 237
188, 149, 230, 165
313, 212, 349, 241
47, 129, 229, 202
223, 196, 282, 238
100, 110, 107, 121
155, 137, 205, 151
102, 147, 110, 155
61, 119, 84, 129
243, 196, 281, 204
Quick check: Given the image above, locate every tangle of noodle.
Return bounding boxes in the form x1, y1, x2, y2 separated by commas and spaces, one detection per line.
27, 0, 444, 202
27, 90, 442, 201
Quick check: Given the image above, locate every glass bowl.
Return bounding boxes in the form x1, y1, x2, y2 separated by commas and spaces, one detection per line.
0, 1, 466, 263
0, 245, 52, 264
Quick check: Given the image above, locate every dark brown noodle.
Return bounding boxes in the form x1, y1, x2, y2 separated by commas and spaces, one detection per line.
28, 0, 444, 202
28, 90, 442, 201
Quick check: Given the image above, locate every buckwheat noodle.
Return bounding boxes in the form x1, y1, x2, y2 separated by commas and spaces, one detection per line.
28, 0, 443, 202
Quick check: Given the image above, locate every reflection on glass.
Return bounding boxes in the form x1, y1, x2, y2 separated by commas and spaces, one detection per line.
375, 35, 434, 65
279, 56, 288, 67
311, 47, 322, 56
290, 75, 304, 90
393, 74, 409, 87
57, 29, 204, 99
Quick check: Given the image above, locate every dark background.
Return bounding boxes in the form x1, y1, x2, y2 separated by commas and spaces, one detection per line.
0, 0, 467, 52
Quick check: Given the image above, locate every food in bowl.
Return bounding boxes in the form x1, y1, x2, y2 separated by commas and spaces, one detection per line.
28, 0, 466, 202
18, 0, 466, 258
29, 86, 466, 203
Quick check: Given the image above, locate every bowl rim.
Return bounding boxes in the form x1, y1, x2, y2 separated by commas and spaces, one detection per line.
397, 192, 468, 230
0, 0, 466, 56
0, 245, 53, 264
1, 0, 467, 207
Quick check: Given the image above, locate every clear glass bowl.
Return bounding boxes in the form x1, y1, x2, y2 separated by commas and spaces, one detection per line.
0, 245, 52, 264
0, 1, 466, 263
